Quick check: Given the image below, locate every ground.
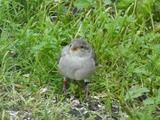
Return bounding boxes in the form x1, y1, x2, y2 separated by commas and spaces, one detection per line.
0, 0, 160, 120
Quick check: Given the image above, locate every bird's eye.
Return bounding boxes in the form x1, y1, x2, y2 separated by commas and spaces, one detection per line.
80, 45, 84, 48
69, 44, 72, 47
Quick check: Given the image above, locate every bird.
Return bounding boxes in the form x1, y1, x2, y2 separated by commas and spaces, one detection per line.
58, 38, 97, 98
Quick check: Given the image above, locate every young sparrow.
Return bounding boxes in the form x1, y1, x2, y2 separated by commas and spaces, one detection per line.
58, 38, 97, 98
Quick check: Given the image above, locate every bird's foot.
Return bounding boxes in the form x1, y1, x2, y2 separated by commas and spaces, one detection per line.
62, 77, 68, 94
84, 80, 90, 100
62, 87, 68, 93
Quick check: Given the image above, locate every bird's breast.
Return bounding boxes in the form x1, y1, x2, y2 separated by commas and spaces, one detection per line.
58, 55, 96, 80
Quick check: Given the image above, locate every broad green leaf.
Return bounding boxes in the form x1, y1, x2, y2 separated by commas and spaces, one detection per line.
103, 0, 112, 5
117, 0, 135, 9
133, 67, 150, 75
143, 97, 155, 105
126, 87, 150, 100
74, 0, 91, 9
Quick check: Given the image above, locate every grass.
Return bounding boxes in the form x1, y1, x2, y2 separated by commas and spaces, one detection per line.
0, 0, 160, 119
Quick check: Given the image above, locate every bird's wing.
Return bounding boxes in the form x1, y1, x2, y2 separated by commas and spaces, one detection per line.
91, 48, 98, 66
58, 45, 69, 64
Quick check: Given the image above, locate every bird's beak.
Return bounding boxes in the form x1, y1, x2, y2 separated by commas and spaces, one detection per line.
71, 45, 79, 51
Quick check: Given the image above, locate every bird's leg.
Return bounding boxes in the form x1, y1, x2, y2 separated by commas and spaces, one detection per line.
84, 80, 89, 99
62, 77, 68, 93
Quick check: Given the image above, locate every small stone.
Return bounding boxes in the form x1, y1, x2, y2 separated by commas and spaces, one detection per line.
22, 74, 30, 78
72, 99, 80, 106
39, 88, 48, 94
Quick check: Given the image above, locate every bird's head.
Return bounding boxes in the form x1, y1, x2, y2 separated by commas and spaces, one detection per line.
69, 39, 91, 57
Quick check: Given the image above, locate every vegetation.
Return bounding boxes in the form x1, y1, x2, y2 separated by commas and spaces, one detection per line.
0, 0, 160, 119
